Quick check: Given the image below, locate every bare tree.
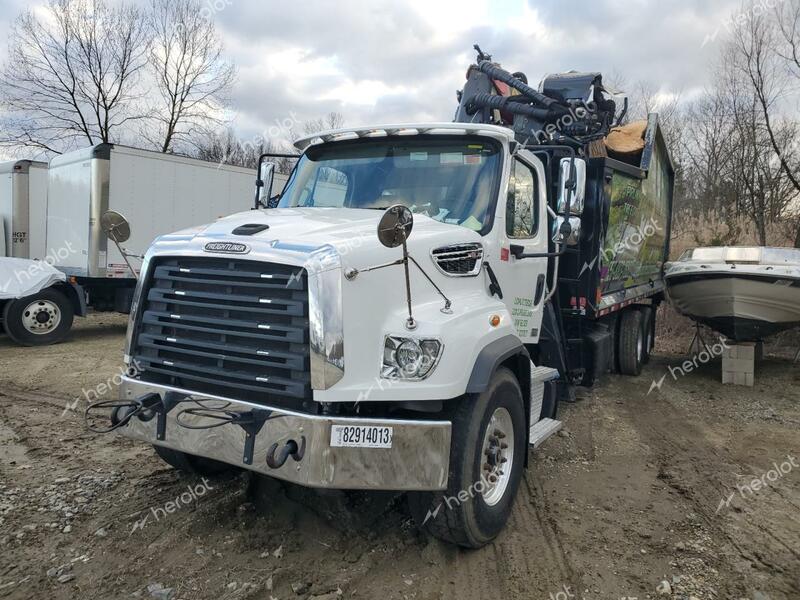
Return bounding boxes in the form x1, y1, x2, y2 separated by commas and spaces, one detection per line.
680, 86, 737, 217
193, 128, 297, 173
0, 0, 149, 154
145, 0, 236, 153
774, 0, 800, 245
729, 4, 800, 245
302, 112, 346, 135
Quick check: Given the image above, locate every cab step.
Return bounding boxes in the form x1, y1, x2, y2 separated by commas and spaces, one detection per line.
531, 366, 560, 382
528, 417, 562, 448
529, 364, 560, 429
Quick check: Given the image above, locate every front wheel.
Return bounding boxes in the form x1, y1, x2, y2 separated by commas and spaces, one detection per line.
2, 287, 74, 346
408, 367, 526, 548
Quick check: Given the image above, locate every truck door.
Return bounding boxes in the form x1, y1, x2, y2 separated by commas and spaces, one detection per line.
496, 156, 549, 343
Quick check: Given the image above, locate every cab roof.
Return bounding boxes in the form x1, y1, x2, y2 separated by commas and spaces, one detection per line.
293, 122, 517, 151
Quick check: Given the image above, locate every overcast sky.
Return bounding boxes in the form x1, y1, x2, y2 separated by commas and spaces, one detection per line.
0, 0, 754, 149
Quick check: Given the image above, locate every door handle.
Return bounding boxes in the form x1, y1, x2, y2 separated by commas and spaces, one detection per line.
534, 274, 546, 305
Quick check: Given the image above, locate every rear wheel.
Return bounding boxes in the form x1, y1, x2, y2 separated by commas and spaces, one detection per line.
2, 287, 74, 346
408, 367, 526, 548
153, 445, 236, 477
618, 309, 644, 376
639, 306, 654, 364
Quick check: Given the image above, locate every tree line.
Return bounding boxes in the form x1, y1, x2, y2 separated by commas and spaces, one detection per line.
634, 1, 800, 247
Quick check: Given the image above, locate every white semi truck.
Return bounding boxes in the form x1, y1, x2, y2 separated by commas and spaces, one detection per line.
98, 49, 674, 547
1, 144, 283, 345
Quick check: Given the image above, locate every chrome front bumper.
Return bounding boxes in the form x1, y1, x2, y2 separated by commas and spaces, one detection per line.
118, 377, 451, 491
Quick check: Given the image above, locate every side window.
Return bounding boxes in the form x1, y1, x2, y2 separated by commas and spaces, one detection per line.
506, 159, 538, 238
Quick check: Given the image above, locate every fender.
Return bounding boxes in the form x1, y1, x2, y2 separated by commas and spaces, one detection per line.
465, 334, 529, 394
54, 281, 88, 317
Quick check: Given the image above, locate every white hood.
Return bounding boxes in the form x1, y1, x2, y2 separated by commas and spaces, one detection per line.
164, 207, 483, 271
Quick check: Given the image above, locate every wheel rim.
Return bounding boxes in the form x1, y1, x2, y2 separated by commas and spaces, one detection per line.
21, 300, 61, 334
480, 407, 514, 507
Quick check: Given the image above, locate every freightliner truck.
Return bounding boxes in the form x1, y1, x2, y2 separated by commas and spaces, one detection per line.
96, 47, 674, 547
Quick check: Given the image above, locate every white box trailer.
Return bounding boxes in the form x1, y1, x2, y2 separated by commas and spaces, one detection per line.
47, 143, 263, 281
2, 144, 282, 345
0, 160, 48, 259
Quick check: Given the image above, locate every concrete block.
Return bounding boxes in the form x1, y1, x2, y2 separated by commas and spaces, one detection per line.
722, 370, 735, 384
722, 357, 755, 374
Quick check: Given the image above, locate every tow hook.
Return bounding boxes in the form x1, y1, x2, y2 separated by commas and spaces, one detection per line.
266, 437, 306, 469
85, 392, 162, 433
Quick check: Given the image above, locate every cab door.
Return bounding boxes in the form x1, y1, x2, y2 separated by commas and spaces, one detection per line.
493, 154, 549, 343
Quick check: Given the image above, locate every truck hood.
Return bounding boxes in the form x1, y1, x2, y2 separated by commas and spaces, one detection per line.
167, 207, 483, 270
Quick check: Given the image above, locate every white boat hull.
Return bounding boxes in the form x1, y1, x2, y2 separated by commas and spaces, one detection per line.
665, 247, 800, 341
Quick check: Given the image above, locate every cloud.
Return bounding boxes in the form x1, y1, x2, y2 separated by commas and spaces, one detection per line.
0, 0, 752, 153
206, 0, 749, 144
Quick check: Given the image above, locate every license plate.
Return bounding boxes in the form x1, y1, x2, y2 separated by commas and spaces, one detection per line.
330, 425, 393, 448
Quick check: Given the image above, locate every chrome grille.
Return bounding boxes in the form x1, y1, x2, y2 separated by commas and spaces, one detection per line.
130, 257, 310, 406
431, 243, 483, 276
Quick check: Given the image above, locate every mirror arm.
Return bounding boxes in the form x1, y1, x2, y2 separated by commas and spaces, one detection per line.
108, 236, 138, 279
400, 238, 416, 330
408, 255, 452, 314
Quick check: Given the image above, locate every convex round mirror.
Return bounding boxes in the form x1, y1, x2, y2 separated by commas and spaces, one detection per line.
100, 210, 131, 243
377, 204, 413, 248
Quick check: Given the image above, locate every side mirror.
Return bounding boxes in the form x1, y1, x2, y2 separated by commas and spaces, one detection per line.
557, 157, 586, 215
100, 210, 131, 243
552, 215, 582, 246
254, 162, 275, 209
100, 210, 138, 279
377, 204, 414, 248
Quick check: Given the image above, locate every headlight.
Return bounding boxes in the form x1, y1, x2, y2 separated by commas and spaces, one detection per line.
382, 336, 442, 380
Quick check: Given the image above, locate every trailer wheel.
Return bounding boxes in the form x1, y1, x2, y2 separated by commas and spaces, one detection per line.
2, 288, 74, 346
408, 367, 526, 548
638, 306, 654, 364
152, 445, 236, 477
618, 309, 644, 376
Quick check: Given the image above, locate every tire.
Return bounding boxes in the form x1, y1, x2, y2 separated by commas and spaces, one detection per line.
153, 445, 235, 477
408, 367, 526, 548
618, 308, 644, 376
638, 306, 654, 364
2, 287, 74, 346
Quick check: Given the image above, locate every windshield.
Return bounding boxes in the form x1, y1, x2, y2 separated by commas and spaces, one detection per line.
277, 137, 502, 232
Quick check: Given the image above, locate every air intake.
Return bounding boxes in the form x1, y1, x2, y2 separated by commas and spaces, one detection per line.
431, 243, 484, 277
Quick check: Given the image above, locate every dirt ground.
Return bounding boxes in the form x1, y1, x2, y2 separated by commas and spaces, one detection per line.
0, 310, 798, 600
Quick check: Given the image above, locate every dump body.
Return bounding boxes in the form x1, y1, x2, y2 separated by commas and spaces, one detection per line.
0, 160, 48, 259
556, 115, 674, 320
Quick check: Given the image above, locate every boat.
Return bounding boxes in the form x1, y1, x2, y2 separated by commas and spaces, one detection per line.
664, 246, 800, 341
